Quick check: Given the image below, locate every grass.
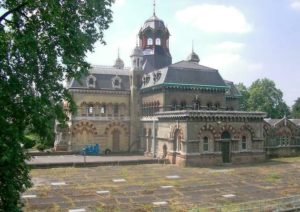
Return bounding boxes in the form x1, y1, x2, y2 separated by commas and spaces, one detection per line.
23, 158, 300, 211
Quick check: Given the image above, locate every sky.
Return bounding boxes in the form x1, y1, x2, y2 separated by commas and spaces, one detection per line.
86, 0, 300, 107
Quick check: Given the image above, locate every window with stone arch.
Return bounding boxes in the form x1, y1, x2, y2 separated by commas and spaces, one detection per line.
203, 136, 209, 152
155, 38, 161, 45
242, 135, 247, 150
147, 38, 153, 45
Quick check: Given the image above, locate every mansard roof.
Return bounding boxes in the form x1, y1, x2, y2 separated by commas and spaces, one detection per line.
69, 65, 130, 91
141, 60, 228, 90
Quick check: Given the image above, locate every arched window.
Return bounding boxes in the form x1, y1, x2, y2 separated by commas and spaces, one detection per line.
88, 78, 94, 86
147, 38, 153, 45
155, 38, 161, 45
203, 136, 209, 152
242, 136, 247, 150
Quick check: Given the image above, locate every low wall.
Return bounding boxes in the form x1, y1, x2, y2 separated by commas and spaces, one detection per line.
266, 147, 300, 158
231, 152, 266, 163
166, 152, 266, 167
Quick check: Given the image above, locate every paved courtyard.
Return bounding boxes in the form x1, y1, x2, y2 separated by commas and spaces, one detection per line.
23, 157, 300, 211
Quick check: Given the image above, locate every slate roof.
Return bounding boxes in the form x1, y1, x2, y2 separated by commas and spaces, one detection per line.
141, 15, 166, 31
290, 119, 300, 126
141, 60, 228, 89
69, 65, 130, 91
225, 80, 242, 98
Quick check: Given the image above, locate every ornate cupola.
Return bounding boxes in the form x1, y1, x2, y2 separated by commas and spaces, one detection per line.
187, 43, 200, 64
113, 49, 125, 69
138, 0, 172, 73
187, 51, 200, 64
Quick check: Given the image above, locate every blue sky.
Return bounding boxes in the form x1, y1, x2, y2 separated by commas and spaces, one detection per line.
87, 0, 300, 106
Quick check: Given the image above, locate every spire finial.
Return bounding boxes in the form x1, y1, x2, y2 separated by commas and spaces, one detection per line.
153, 0, 156, 16
192, 40, 194, 52
118, 47, 120, 58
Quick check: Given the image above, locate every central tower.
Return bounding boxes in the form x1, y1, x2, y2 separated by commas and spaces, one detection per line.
138, 3, 172, 73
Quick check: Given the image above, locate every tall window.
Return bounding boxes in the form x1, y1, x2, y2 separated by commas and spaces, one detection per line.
113, 104, 119, 116
100, 104, 106, 114
242, 136, 247, 150
155, 38, 161, 45
180, 101, 186, 110
203, 137, 209, 152
147, 38, 153, 45
193, 99, 201, 110
87, 106, 93, 116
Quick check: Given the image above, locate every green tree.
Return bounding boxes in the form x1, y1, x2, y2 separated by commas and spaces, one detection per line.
0, 0, 113, 210
292, 98, 300, 118
247, 78, 290, 118
235, 83, 249, 111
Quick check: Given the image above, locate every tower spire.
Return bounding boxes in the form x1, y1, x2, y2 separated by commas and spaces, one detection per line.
117, 47, 120, 58
153, 0, 156, 16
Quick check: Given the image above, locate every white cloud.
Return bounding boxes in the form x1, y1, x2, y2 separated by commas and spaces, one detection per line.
214, 41, 245, 51
176, 4, 252, 33
201, 52, 264, 84
290, 0, 300, 10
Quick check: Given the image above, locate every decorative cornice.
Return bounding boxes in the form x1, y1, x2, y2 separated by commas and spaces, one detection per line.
69, 89, 130, 95
141, 83, 229, 93
155, 110, 266, 120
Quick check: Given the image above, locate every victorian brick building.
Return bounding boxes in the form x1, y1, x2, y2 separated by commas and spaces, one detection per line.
55, 8, 300, 166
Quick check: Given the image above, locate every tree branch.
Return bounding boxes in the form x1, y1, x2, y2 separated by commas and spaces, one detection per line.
0, 2, 28, 24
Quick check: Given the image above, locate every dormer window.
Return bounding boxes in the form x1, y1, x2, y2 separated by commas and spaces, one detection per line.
86, 75, 96, 88
143, 75, 151, 85
112, 75, 122, 89
147, 38, 153, 45
155, 38, 161, 45
153, 71, 162, 83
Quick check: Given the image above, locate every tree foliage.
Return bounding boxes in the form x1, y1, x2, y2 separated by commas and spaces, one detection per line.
0, 0, 113, 210
292, 98, 300, 118
236, 78, 290, 118
235, 83, 249, 111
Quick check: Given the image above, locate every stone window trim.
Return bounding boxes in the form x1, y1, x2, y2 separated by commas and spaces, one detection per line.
203, 136, 209, 152
147, 38, 153, 45
241, 135, 247, 151
86, 75, 96, 88
112, 75, 122, 89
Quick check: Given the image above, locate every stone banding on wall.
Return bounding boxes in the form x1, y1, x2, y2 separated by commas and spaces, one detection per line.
104, 122, 129, 135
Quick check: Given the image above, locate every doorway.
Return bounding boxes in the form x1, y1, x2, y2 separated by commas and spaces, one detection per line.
221, 131, 231, 163
112, 129, 120, 152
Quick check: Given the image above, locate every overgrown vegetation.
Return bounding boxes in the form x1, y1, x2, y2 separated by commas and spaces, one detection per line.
0, 0, 113, 210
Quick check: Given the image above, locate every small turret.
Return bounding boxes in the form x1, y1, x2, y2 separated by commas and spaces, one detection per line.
113, 48, 125, 69
130, 45, 144, 70
187, 51, 200, 64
